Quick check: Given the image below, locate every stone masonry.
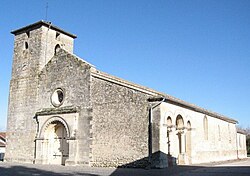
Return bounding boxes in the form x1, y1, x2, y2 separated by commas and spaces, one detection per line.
5, 21, 247, 168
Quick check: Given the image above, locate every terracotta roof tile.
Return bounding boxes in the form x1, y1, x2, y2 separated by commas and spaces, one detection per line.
0, 132, 6, 138
0, 141, 5, 147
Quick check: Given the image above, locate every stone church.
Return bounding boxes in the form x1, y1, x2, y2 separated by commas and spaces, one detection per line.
5, 21, 247, 168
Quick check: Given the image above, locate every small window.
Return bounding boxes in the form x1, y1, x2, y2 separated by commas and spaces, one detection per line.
167, 116, 172, 127
218, 125, 221, 141
239, 135, 242, 148
204, 116, 208, 140
176, 115, 184, 130
51, 88, 64, 107
54, 44, 61, 55
228, 124, 231, 143
24, 41, 28, 50
187, 121, 191, 130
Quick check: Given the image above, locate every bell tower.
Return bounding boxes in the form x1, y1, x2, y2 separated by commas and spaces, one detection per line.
5, 21, 77, 163
10, 20, 77, 78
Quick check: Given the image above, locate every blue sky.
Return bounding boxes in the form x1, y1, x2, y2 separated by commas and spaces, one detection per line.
0, 0, 250, 131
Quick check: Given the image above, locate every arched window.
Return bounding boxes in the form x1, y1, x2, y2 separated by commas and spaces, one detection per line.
187, 121, 191, 130
176, 115, 184, 130
167, 116, 172, 127
218, 125, 221, 141
239, 135, 242, 148
23, 41, 29, 50
54, 44, 61, 55
176, 115, 184, 154
203, 116, 208, 140
228, 124, 231, 143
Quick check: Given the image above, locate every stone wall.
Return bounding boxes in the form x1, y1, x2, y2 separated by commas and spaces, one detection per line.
37, 49, 92, 165
237, 132, 247, 158
90, 74, 150, 167
5, 28, 43, 163
6, 22, 76, 164
6, 21, 247, 167
159, 102, 240, 165
39, 26, 74, 71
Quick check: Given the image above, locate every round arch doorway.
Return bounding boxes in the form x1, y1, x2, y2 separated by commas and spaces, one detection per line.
42, 121, 69, 165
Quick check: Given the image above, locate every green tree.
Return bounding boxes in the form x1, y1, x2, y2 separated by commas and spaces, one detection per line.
245, 127, 250, 155
237, 126, 250, 155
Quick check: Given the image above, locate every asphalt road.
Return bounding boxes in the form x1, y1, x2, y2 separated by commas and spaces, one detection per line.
0, 158, 250, 176
177, 158, 250, 176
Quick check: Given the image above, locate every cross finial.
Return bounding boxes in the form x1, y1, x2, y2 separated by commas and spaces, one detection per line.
45, 2, 48, 21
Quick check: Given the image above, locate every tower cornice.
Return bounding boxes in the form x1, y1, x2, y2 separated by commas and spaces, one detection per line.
11, 20, 77, 39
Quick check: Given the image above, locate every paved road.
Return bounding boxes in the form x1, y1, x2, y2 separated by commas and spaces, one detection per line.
0, 158, 250, 176
177, 158, 250, 176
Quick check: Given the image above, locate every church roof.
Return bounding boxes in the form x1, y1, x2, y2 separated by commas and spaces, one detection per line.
11, 20, 77, 39
237, 128, 247, 135
0, 141, 5, 147
16, 20, 237, 125
0, 132, 5, 139
0, 132, 6, 146
91, 68, 238, 124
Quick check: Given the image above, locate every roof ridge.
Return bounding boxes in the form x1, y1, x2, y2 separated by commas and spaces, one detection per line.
91, 68, 237, 124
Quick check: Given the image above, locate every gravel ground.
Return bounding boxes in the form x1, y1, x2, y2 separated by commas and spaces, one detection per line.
0, 158, 250, 176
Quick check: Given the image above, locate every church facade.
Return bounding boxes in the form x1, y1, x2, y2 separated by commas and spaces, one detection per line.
5, 21, 247, 168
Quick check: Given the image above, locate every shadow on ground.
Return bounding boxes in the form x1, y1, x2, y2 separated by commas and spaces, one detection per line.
0, 165, 99, 176
110, 165, 250, 176
0, 164, 250, 176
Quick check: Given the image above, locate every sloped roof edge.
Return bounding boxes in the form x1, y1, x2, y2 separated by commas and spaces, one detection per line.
237, 128, 247, 135
91, 69, 238, 124
0, 132, 6, 139
0, 141, 5, 147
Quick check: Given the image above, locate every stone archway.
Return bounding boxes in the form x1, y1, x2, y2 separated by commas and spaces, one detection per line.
176, 115, 185, 164
176, 115, 184, 153
41, 120, 69, 165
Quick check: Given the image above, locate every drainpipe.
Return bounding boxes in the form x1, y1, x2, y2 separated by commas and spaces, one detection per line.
147, 97, 166, 168
33, 115, 39, 164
